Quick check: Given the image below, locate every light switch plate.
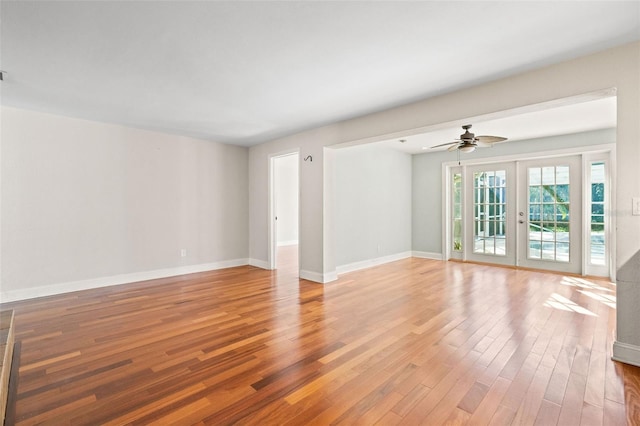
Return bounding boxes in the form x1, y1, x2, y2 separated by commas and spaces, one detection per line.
633, 197, 640, 216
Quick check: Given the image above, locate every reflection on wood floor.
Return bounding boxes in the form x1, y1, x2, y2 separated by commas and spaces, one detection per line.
2, 258, 639, 424
276, 244, 298, 276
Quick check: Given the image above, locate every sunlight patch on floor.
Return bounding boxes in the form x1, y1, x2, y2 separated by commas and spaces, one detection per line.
543, 292, 597, 316
560, 276, 614, 293
578, 289, 616, 309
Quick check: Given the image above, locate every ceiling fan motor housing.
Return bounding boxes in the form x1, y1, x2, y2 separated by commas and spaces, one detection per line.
461, 130, 475, 142
460, 124, 475, 141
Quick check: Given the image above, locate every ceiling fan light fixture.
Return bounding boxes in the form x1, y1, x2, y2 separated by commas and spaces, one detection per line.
459, 145, 476, 153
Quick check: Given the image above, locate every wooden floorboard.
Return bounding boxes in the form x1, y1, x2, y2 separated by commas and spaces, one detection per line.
2, 251, 640, 425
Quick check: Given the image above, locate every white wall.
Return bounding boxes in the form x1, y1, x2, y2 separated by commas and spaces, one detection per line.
274, 153, 298, 245
334, 144, 411, 268
248, 42, 640, 365
1, 107, 249, 301
412, 128, 616, 254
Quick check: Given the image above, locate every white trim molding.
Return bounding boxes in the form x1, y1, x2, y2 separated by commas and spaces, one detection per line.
299, 269, 337, 284
277, 240, 299, 247
1, 258, 249, 303
249, 258, 271, 270
412, 251, 444, 261
612, 341, 640, 368
336, 251, 412, 275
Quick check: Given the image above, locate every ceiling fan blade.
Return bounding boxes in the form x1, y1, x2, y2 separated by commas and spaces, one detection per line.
476, 135, 508, 144
475, 141, 492, 148
447, 144, 460, 152
430, 141, 459, 149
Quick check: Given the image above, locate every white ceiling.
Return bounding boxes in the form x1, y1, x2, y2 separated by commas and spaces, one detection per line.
1, 1, 638, 146
380, 96, 618, 154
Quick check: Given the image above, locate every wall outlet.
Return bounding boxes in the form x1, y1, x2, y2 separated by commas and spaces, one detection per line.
180, 248, 187, 257
633, 197, 640, 216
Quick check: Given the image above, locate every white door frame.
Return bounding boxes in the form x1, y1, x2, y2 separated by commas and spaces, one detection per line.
442, 144, 615, 278
268, 149, 300, 271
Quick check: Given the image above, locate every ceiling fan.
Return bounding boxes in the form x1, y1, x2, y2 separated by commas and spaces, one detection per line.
431, 124, 507, 153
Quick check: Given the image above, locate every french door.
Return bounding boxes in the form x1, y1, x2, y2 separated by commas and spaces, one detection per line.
452, 154, 608, 276
465, 162, 516, 266
517, 156, 582, 274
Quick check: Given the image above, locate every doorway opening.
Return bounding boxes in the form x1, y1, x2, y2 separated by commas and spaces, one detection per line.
270, 152, 299, 275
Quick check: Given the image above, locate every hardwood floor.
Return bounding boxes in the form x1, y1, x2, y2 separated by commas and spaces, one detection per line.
1, 256, 639, 425
276, 244, 298, 275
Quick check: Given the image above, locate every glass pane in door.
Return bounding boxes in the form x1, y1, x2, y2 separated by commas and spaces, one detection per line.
527, 166, 570, 262
590, 162, 606, 265
473, 170, 506, 256
452, 173, 463, 252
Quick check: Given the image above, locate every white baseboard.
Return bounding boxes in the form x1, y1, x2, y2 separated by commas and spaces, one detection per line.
249, 258, 271, 270
324, 271, 338, 282
412, 251, 444, 260
336, 251, 412, 275
0, 258, 249, 303
277, 240, 299, 247
299, 269, 337, 284
612, 341, 640, 367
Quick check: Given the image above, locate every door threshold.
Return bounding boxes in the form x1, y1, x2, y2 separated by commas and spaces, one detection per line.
446, 259, 611, 281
